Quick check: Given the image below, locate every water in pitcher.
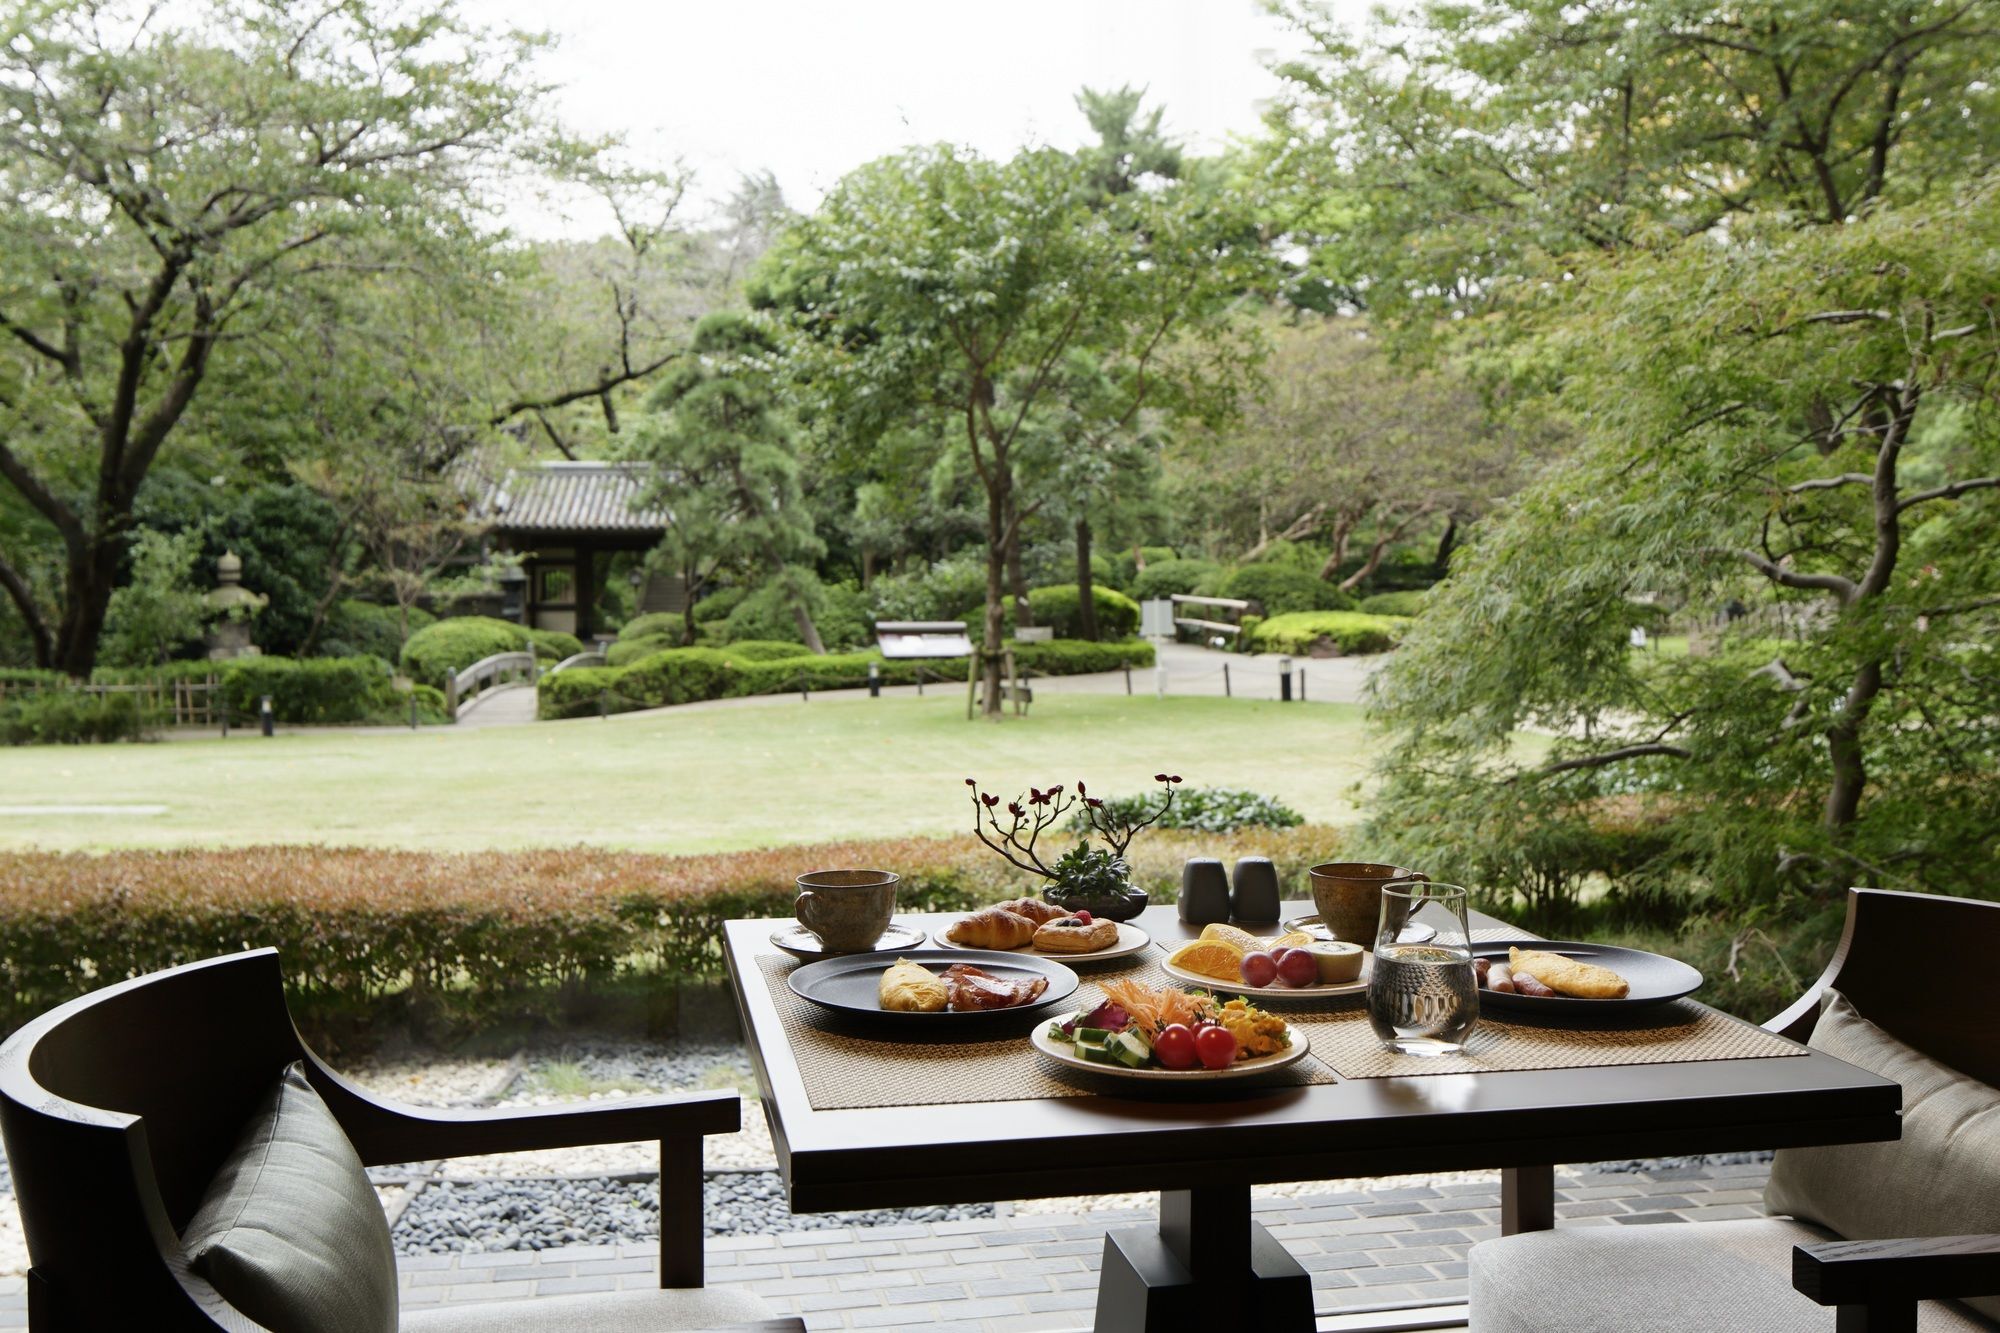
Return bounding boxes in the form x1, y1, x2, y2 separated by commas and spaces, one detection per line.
1367, 944, 1479, 1055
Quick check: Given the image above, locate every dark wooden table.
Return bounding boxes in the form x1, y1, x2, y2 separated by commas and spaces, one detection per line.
725, 902, 1899, 1332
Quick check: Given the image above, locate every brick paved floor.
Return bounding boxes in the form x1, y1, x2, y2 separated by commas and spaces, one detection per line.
0, 1160, 1773, 1332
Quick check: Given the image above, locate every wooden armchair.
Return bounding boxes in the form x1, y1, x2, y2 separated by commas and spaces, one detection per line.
0, 949, 796, 1332
1470, 888, 2000, 1333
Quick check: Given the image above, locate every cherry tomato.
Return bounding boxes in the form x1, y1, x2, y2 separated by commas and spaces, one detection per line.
1195, 1024, 1238, 1070
1239, 951, 1278, 988
1154, 1023, 1199, 1070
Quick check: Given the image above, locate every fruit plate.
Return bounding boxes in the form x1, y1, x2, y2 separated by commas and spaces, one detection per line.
1468, 939, 1703, 1014
1161, 953, 1372, 1000
929, 920, 1151, 964
1029, 1010, 1311, 1080
786, 948, 1078, 1028
769, 920, 928, 962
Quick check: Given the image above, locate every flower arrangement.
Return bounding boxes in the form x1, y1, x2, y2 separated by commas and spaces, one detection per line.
964, 773, 1183, 920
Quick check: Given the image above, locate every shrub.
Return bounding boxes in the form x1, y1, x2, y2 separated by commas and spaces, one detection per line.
691, 586, 747, 624
867, 552, 989, 624
216, 656, 405, 725
1220, 565, 1355, 616
718, 579, 870, 651
1247, 611, 1409, 656
606, 634, 677, 667
0, 826, 1341, 1036
1129, 558, 1220, 602
617, 612, 687, 643
0, 691, 145, 744
1078, 787, 1305, 835
1358, 590, 1428, 618
1023, 585, 1140, 639
1012, 638, 1154, 675
0, 668, 67, 691
400, 617, 581, 687
538, 638, 1156, 718
319, 600, 434, 661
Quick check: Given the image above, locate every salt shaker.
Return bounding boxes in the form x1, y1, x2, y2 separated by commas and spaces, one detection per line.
1179, 858, 1231, 925
1230, 857, 1282, 922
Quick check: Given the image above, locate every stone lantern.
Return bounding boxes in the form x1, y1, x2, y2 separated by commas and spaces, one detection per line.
203, 551, 268, 660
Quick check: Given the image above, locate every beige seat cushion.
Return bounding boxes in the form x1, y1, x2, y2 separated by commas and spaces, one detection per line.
1469, 1217, 1991, 1332
403, 1285, 775, 1332
1767, 990, 2000, 1322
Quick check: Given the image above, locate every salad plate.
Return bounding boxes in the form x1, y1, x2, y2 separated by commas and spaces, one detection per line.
1030, 1009, 1310, 1080
929, 919, 1151, 964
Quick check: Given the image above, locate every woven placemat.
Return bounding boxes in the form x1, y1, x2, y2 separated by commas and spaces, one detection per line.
754, 953, 1337, 1111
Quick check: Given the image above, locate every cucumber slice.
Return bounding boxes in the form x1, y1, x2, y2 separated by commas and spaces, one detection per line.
1074, 1027, 1112, 1045
1078, 1041, 1122, 1066
1109, 1030, 1151, 1069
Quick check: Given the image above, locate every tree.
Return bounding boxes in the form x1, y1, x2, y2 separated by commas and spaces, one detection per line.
1264, 0, 2000, 328
1369, 183, 2000, 906
776, 144, 1258, 715
100, 526, 206, 667
1178, 315, 1533, 586
634, 312, 825, 652
0, 0, 558, 676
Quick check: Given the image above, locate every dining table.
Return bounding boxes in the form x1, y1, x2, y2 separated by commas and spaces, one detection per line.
723, 900, 1901, 1332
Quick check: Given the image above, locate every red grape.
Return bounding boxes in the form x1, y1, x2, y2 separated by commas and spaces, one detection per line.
1275, 948, 1319, 988
1154, 1024, 1198, 1070
1194, 1024, 1238, 1070
1239, 951, 1278, 988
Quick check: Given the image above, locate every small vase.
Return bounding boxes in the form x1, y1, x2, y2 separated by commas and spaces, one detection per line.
1043, 879, 1149, 922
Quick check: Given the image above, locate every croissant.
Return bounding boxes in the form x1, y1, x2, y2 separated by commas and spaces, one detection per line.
945, 906, 1037, 949
993, 897, 1066, 926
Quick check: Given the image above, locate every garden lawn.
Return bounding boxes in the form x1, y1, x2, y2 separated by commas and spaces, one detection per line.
0, 694, 1392, 853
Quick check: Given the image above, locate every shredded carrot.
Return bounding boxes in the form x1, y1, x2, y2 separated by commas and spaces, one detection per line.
1098, 978, 1216, 1041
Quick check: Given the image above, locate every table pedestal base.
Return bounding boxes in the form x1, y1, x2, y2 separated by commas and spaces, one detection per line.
1094, 1186, 1313, 1332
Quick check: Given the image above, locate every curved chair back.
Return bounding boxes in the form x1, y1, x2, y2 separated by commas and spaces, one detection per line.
0, 949, 305, 1331
1769, 887, 2000, 1087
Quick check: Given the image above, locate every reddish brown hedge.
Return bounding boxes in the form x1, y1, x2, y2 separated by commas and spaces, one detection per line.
0, 827, 1340, 1033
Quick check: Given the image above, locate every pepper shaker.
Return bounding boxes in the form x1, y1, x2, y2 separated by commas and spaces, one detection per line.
1230, 857, 1282, 923
1179, 858, 1231, 925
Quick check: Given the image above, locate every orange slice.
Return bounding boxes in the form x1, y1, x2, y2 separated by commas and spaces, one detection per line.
1167, 939, 1245, 982
1267, 930, 1316, 951
1198, 923, 1265, 954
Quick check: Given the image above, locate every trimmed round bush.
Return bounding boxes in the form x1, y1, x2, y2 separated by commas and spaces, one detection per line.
606, 634, 677, 667
1220, 565, 1355, 616
718, 581, 869, 652
692, 586, 747, 624
400, 617, 581, 687
1358, 590, 1428, 618
1246, 611, 1408, 656
617, 611, 686, 642
1023, 585, 1140, 639
1129, 558, 1221, 602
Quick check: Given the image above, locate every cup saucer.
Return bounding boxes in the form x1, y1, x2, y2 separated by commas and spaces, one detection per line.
1281, 913, 1437, 945
769, 920, 927, 961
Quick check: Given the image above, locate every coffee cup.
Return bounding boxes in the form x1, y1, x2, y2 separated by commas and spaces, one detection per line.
794, 869, 899, 953
1308, 862, 1427, 945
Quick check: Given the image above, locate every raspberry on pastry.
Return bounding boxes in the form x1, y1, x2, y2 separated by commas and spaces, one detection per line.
1032, 915, 1118, 953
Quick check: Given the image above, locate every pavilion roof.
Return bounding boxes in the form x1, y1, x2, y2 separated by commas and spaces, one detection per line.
476, 461, 669, 534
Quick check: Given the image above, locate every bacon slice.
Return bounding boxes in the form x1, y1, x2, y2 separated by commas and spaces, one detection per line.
943, 963, 1050, 1011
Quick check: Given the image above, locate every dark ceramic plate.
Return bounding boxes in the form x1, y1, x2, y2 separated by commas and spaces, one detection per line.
786, 948, 1079, 1028
1469, 939, 1703, 1013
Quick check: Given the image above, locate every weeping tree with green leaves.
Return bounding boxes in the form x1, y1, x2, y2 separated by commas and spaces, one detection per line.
634, 312, 825, 652
773, 142, 1260, 715
1369, 188, 2000, 911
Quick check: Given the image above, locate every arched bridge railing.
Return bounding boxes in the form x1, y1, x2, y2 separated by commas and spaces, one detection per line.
445, 651, 537, 720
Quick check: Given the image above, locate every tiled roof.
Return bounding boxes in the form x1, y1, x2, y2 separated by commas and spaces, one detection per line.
477, 462, 669, 533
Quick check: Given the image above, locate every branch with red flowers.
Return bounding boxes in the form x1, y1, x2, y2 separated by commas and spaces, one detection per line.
964, 774, 1181, 879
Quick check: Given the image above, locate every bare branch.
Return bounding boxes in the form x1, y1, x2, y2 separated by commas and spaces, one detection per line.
1735, 548, 1857, 601
1535, 743, 1693, 777
1787, 472, 1872, 494
489, 349, 684, 426
1898, 476, 2000, 511
0, 548, 54, 667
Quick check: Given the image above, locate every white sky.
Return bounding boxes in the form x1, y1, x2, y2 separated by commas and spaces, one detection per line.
479, 0, 1363, 235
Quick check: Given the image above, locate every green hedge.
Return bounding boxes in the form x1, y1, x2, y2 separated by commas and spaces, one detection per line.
0, 691, 145, 744
1246, 611, 1409, 656
400, 617, 582, 687
539, 638, 1157, 719
1220, 565, 1355, 615
607, 634, 677, 667
1358, 590, 1429, 618
617, 611, 685, 642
